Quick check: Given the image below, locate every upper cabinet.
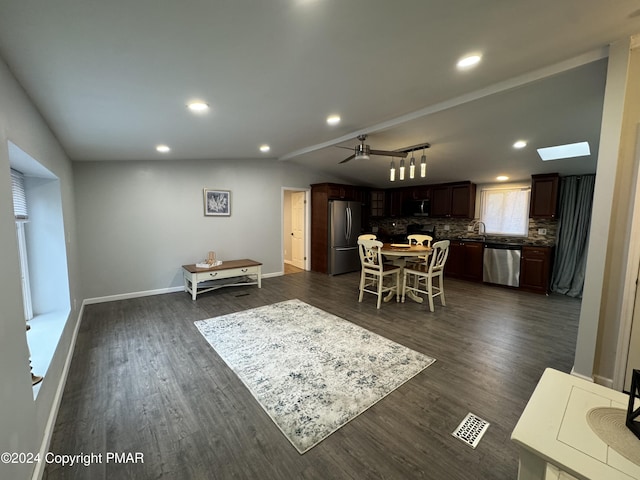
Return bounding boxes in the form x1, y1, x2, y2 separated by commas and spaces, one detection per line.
386, 188, 406, 217
529, 173, 559, 219
370, 190, 385, 217
325, 183, 363, 201
430, 181, 476, 218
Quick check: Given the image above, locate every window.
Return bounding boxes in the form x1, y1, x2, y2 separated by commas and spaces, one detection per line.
480, 186, 530, 236
11, 168, 33, 320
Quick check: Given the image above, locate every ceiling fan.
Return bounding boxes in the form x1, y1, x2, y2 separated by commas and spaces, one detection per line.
337, 134, 407, 164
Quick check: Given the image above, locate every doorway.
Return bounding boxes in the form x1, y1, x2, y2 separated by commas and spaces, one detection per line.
282, 188, 310, 274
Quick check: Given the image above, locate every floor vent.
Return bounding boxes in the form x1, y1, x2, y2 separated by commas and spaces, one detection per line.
452, 413, 490, 448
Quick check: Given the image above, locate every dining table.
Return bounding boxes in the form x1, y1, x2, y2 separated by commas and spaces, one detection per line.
379, 243, 432, 303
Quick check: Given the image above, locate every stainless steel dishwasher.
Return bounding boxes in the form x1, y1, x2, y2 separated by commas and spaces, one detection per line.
483, 243, 522, 287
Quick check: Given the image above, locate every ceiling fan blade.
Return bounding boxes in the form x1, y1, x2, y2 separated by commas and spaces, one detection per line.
370, 149, 407, 158
339, 154, 356, 164
335, 145, 354, 150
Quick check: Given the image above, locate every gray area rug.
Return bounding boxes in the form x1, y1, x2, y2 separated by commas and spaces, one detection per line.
194, 299, 435, 453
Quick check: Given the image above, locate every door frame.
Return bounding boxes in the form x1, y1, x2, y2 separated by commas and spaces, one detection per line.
281, 187, 311, 273
614, 125, 640, 390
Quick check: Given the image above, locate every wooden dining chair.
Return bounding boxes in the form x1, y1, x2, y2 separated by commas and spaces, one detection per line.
407, 234, 433, 247
358, 234, 377, 241
402, 240, 450, 312
357, 239, 401, 309
405, 234, 433, 266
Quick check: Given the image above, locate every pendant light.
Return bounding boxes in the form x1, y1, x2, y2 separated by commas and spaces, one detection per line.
399, 158, 405, 180
420, 146, 427, 178
409, 150, 416, 179
389, 158, 396, 182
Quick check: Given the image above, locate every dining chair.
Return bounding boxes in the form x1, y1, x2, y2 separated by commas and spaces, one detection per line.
358, 234, 377, 241
402, 239, 450, 312
357, 239, 401, 309
405, 234, 433, 266
407, 234, 432, 247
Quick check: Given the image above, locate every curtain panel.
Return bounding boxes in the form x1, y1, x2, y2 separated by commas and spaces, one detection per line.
550, 175, 595, 298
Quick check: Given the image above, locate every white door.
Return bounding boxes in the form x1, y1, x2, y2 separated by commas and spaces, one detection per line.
291, 191, 305, 269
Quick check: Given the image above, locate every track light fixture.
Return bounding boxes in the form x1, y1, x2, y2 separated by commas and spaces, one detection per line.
409, 151, 416, 179
388, 142, 430, 182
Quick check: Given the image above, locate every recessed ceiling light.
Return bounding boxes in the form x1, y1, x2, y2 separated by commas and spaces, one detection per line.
513, 140, 527, 149
496, 175, 509, 181
187, 102, 209, 112
259, 144, 270, 153
326, 114, 341, 126
457, 54, 482, 69
156, 144, 170, 153
537, 141, 590, 161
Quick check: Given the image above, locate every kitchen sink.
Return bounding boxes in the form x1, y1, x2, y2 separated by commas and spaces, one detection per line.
455, 236, 484, 242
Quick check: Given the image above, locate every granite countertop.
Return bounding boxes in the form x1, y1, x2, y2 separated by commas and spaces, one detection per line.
448, 235, 555, 247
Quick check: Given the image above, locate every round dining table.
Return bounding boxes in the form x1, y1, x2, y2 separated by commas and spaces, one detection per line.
379, 243, 432, 303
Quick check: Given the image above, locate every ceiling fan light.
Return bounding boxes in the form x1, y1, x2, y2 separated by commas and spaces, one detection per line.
399, 158, 405, 181
354, 144, 370, 160
389, 159, 396, 182
420, 154, 427, 177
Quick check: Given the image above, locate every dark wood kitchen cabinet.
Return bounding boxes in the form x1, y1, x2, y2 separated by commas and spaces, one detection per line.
386, 188, 405, 217
430, 181, 476, 218
310, 183, 365, 274
529, 173, 559, 219
370, 190, 385, 217
520, 246, 553, 294
445, 240, 483, 281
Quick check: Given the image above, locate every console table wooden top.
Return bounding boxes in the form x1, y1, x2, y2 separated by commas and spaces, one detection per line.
182, 259, 262, 273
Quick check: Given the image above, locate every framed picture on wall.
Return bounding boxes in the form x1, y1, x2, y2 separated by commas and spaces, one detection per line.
203, 189, 231, 216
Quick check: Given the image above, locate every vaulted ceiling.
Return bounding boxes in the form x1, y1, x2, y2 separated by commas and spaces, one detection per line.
1, 1, 639, 187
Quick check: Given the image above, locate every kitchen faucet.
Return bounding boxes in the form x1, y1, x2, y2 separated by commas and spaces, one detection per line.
473, 220, 487, 241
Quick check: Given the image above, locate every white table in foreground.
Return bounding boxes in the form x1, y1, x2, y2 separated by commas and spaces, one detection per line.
182, 259, 262, 300
511, 368, 640, 480
380, 243, 431, 303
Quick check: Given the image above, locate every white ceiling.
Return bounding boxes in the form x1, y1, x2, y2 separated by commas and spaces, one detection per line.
1, 1, 639, 187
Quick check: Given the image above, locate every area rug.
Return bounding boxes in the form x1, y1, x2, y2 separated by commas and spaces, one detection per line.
194, 299, 435, 453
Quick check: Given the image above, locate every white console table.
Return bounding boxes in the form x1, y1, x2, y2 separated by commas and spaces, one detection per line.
182, 259, 262, 300
511, 368, 640, 480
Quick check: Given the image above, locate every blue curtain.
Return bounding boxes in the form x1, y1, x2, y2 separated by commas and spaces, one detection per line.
551, 175, 595, 298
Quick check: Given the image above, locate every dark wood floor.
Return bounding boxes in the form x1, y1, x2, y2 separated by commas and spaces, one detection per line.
44, 271, 581, 480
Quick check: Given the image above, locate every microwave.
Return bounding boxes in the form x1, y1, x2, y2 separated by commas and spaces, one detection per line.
403, 198, 431, 217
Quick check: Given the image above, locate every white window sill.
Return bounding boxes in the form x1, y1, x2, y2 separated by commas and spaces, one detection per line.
26, 309, 69, 399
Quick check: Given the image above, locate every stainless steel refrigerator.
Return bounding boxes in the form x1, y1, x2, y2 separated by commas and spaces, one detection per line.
328, 200, 362, 275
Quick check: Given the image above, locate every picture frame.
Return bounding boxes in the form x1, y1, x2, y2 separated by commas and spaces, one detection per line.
203, 189, 231, 216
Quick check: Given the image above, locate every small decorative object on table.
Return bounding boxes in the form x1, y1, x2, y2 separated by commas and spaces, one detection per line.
627, 369, 640, 440
196, 251, 222, 268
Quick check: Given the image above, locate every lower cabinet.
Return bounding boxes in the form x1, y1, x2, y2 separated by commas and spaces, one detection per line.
520, 246, 553, 294
445, 240, 483, 282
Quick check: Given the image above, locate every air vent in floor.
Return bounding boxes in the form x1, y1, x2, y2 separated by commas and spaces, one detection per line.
452, 412, 490, 448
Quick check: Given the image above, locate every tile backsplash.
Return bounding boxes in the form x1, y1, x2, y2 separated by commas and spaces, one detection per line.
369, 216, 557, 246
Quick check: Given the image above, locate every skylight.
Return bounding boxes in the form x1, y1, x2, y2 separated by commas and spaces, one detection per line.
537, 142, 590, 161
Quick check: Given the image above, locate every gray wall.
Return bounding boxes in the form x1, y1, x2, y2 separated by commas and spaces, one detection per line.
0, 57, 80, 479
73, 159, 341, 300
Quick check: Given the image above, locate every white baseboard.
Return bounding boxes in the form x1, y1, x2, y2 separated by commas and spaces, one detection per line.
32, 303, 85, 480
85, 273, 283, 305
593, 374, 614, 388
84, 286, 186, 304
570, 367, 594, 383
570, 367, 614, 388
